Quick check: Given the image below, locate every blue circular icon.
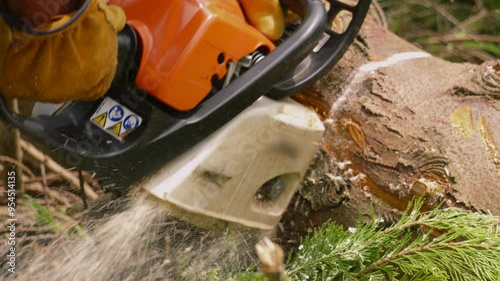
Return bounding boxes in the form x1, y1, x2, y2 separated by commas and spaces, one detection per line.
123, 115, 140, 130
109, 106, 124, 122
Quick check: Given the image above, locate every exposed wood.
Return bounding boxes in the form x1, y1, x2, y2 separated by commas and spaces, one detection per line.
285, 5, 499, 234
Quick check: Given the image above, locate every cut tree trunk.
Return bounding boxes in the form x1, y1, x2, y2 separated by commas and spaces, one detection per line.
281, 2, 499, 237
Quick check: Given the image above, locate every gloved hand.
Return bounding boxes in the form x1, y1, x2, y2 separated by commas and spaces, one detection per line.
0, 0, 126, 103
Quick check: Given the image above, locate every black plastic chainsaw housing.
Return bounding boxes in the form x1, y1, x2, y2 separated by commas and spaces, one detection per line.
0, 0, 371, 190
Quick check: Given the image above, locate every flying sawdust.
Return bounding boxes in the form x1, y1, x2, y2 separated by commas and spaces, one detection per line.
5, 190, 264, 281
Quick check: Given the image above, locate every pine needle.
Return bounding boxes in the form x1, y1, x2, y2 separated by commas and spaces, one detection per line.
282, 198, 500, 281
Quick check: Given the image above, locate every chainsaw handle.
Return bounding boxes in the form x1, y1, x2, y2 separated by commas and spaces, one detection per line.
267, 0, 372, 99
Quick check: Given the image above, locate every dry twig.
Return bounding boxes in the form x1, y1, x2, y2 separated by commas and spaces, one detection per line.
256, 237, 287, 281
0, 155, 36, 178
25, 182, 72, 207
20, 140, 98, 200
78, 170, 88, 210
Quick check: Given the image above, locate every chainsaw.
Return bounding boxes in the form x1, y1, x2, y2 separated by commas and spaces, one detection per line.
0, 0, 370, 229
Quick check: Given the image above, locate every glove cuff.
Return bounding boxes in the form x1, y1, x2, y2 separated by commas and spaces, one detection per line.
0, 0, 92, 36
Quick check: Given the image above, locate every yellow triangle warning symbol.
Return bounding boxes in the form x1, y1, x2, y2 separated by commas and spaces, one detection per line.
92, 112, 107, 127
106, 122, 122, 137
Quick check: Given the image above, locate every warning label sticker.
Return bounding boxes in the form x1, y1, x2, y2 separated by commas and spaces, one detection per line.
90, 97, 143, 141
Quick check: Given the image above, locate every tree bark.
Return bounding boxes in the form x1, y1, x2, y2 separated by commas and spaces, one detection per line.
281, 2, 500, 237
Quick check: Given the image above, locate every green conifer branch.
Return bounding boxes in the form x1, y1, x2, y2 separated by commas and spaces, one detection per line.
283, 198, 500, 281
234, 198, 500, 281
354, 242, 498, 279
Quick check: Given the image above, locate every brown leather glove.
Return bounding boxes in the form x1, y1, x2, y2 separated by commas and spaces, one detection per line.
0, 0, 126, 103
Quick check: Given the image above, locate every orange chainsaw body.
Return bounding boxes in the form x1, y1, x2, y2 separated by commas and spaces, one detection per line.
108, 0, 275, 111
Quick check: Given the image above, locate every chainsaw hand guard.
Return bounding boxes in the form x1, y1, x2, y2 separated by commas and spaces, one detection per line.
268, 0, 372, 99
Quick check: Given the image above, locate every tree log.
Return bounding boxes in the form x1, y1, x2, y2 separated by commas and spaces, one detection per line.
283, 3, 499, 236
